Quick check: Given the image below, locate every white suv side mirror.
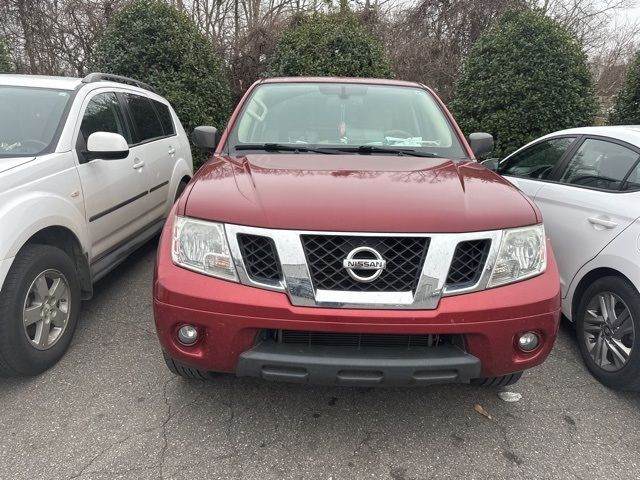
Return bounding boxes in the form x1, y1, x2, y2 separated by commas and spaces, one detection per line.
86, 132, 129, 161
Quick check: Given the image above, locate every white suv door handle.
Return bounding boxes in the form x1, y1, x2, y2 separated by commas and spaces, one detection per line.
588, 216, 617, 229
132, 158, 145, 170
168, 146, 176, 155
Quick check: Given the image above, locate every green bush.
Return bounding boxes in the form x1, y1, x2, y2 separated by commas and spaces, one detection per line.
92, 0, 230, 168
268, 13, 391, 78
609, 51, 640, 125
0, 39, 12, 73
451, 10, 597, 157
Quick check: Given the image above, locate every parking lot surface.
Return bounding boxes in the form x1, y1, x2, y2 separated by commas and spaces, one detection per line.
1, 240, 639, 480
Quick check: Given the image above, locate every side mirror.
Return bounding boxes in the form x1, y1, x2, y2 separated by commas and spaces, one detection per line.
468, 132, 494, 157
192, 126, 219, 150
86, 132, 129, 161
480, 158, 500, 172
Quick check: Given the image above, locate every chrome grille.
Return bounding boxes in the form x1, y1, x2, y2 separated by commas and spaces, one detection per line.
301, 235, 429, 292
225, 223, 504, 310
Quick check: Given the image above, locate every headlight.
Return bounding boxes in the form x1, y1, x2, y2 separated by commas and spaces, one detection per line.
171, 216, 238, 281
488, 224, 546, 288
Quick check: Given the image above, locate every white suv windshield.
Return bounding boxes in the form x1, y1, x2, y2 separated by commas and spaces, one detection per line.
230, 83, 467, 159
0, 86, 72, 157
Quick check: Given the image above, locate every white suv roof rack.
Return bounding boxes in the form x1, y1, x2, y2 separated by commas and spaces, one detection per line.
81, 72, 157, 93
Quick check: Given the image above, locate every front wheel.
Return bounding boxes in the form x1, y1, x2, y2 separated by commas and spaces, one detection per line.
471, 372, 522, 387
0, 245, 81, 376
576, 276, 640, 391
163, 353, 210, 380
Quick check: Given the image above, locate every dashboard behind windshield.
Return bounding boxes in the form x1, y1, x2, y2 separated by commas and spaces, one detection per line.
229, 82, 467, 159
0, 86, 72, 157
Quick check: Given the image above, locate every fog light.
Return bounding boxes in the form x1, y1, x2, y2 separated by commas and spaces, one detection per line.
177, 325, 198, 345
517, 332, 540, 352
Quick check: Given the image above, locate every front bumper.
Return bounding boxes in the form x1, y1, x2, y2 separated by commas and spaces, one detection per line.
236, 341, 481, 386
154, 228, 561, 384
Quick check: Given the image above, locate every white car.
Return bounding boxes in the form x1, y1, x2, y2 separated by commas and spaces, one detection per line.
0, 73, 193, 376
495, 126, 639, 390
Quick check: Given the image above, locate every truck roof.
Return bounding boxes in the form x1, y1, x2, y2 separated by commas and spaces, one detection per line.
260, 77, 424, 88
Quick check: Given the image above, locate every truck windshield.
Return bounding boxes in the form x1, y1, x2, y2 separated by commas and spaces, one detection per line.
0, 86, 72, 157
229, 82, 467, 159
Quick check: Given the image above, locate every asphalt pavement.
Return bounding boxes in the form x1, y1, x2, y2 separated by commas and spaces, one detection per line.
1, 240, 639, 480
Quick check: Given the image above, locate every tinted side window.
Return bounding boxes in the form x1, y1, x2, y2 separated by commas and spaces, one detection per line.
124, 93, 164, 143
500, 137, 575, 180
560, 139, 639, 191
153, 100, 175, 136
79, 92, 130, 144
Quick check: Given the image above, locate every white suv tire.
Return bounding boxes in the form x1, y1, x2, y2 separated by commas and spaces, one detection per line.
0, 245, 81, 376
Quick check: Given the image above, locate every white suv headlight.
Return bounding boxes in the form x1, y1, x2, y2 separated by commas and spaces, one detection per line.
171, 216, 238, 281
488, 224, 546, 288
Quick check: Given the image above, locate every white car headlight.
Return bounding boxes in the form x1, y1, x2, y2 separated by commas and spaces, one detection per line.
171, 216, 238, 281
488, 224, 546, 288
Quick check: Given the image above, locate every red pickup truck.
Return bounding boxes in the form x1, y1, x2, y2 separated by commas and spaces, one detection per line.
153, 77, 560, 387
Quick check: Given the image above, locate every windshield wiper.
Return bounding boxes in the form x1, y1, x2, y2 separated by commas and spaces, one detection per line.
234, 143, 442, 158
321, 145, 441, 158
234, 143, 340, 155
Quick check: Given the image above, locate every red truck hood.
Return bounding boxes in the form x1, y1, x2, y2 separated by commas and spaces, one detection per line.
183, 154, 539, 233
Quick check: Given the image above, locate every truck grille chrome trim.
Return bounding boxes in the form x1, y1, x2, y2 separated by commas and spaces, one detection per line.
225, 224, 503, 310
301, 235, 428, 292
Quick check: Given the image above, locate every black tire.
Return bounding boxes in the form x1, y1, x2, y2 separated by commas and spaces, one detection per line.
575, 276, 640, 391
174, 179, 189, 203
163, 353, 209, 380
0, 245, 81, 376
471, 372, 522, 387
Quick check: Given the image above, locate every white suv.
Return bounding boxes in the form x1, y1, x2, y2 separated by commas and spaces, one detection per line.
0, 73, 193, 376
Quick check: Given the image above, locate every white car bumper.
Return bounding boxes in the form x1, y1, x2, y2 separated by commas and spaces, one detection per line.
0, 256, 14, 293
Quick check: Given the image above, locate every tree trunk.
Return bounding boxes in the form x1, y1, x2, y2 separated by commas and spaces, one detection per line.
16, 0, 38, 73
